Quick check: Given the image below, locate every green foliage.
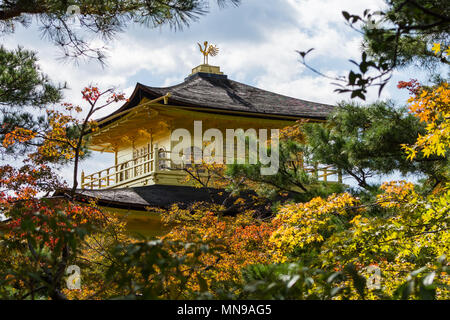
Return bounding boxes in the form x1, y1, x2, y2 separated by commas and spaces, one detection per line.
393, 256, 449, 300
0, 46, 62, 108
104, 240, 215, 299
238, 263, 339, 300
0, 46, 62, 155
234, 258, 449, 300
363, 0, 449, 71
303, 101, 448, 190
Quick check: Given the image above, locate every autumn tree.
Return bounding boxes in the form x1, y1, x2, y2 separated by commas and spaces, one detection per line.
0, 86, 127, 299
159, 201, 277, 297
263, 73, 450, 299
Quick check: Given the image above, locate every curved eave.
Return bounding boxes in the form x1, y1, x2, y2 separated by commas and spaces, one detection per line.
96, 83, 154, 127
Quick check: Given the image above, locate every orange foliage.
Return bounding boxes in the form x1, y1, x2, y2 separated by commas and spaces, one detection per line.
161, 202, 276, 287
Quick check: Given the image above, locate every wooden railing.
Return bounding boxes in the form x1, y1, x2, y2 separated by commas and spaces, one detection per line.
305, 164, 342, 183
81, 150, 342, 190
81, 146, 169, 189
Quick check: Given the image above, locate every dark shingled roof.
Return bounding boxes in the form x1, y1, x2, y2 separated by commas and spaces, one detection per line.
60, 185, 229, 211
100, 72, 334, 125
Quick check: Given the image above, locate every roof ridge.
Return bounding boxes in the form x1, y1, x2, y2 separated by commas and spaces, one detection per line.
143, 74, 332, 108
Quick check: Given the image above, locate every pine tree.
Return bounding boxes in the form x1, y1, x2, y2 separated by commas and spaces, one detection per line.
302, 101, 448, 191
0, 46, 62, 154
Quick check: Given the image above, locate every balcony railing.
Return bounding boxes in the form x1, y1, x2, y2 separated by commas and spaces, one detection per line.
81, 147, 168, 189
81, 149, 342, 190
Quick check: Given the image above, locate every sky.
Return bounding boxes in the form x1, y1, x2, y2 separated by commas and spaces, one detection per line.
1, 0, 433, 187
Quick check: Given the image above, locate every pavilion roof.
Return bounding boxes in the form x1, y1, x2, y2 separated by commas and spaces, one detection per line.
56, 185, 230, 210
98, 72, 334, 126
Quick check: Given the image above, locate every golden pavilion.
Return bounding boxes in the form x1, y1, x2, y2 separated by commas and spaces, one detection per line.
75, 43, 338, 211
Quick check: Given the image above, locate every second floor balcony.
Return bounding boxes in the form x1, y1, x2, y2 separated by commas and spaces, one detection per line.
81, 147, 343, 190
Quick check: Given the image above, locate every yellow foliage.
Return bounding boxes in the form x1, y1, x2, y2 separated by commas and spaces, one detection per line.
270, 193, 360, 262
